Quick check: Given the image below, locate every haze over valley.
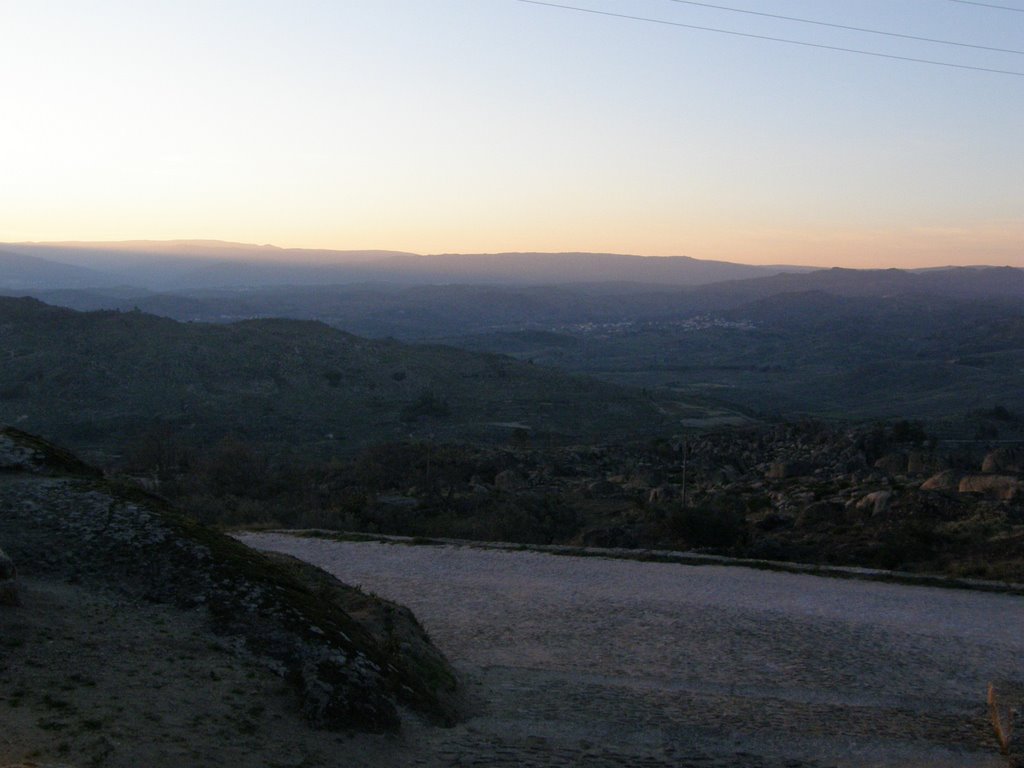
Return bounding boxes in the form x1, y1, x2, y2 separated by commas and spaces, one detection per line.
5, 240, 1023, 426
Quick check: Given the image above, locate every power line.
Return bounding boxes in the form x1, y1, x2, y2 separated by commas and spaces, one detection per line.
662, 0, 1024, 55
514, 0, 1024, 77
948, 0, 1024, 11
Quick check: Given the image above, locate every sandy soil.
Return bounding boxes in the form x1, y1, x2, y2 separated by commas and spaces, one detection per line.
239, 533, 1024, 768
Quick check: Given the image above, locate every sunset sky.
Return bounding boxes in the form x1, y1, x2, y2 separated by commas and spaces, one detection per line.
3, 0, 1022, 267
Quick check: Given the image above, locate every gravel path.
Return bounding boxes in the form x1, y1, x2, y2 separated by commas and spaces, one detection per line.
239, 533, 1024, 767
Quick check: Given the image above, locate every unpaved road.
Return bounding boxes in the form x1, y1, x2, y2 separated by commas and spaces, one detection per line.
241, 533, 1024, 768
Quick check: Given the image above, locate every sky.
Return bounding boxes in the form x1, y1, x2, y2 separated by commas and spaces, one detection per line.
2, 0, 1022, 268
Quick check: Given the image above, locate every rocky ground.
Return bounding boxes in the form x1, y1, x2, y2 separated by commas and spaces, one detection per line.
284, 421, 1023, 582
3, 423, 1023, 767
0, 428, 458, 767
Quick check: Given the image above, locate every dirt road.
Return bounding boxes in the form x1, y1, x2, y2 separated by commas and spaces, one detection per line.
240, 533, 1023, 767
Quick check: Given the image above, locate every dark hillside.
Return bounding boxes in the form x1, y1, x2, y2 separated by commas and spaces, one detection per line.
0, 426, 459, 758
0, 297, 680, 461
447, 289, 1024, 423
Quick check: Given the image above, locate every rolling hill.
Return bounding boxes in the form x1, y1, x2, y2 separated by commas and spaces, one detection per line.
0, 250, 118, 290
0, 297, 687, 461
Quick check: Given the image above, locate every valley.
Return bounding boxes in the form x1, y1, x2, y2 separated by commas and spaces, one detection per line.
2, 245, 1023, 766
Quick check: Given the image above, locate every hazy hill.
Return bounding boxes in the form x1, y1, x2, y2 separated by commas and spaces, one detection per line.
5, 247, 1022, 428
692, 265, 1024, 305
640, 301, 1023, 419
0, 241, 416, 290
14, 263, 1023, 340
0, 250, 118, 290
437, 284, 1024, 422
353, 250, 805, 286
0, 240, 806, 290
0, 297, 682, 460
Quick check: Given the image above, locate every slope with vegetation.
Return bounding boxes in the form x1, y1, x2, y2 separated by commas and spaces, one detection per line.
14, 264, 1023, 425
123, 416, 1024, 585
0, 296, 690, 462
0, 426, 458, 767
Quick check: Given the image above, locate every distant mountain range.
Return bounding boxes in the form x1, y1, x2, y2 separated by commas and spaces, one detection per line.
4, 240, 1022, 428
7, 261, 1022, 342
0, 239, 809, 291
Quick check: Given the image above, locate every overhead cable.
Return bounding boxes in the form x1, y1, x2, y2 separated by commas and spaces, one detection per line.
514, 0, 1024, 77
662, 0, 1024, 55
948, 0, 1024, 12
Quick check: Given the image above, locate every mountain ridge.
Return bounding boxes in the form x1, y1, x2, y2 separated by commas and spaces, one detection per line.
1, 240, 810, 289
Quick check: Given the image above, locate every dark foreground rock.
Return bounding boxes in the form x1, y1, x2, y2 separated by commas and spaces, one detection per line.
0, 427, 459, 732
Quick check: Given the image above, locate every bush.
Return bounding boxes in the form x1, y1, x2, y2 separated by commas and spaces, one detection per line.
668, 504, 746, 548
399, 391, 451, 423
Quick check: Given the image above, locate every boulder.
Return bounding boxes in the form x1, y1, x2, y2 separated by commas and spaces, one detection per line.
873, 453, 908, 475
982, 447, 1024, 475
920, 470, 961, 492
493, 469, 522, 491
958, 474, 1023, 501
765, 461, 813, 480
855, 490, 893, 517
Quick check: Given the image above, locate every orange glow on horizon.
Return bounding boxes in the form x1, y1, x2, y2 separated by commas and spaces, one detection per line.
2, 217, 1022, 270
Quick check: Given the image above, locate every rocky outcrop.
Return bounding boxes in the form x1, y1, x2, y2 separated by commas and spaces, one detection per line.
920, 470, 961, 492
262, 550, 460, 723
872, 451, 942, 476
982, 447, 1024, 475
765, 460, 814, 480
855, 490, 893, 517
0, 427, 459, 731
796, 500, 843, 527
493, 469, 523, 491
873, 453, 907, 475
958, 474, 1023, 501
0, 427, 101, 477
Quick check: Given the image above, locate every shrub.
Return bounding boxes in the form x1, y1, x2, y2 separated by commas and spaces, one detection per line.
400, 391, 451, 423
668, 504, 746, 548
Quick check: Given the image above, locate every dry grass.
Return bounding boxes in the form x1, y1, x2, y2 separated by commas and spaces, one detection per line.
988, 682, 1014, 757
